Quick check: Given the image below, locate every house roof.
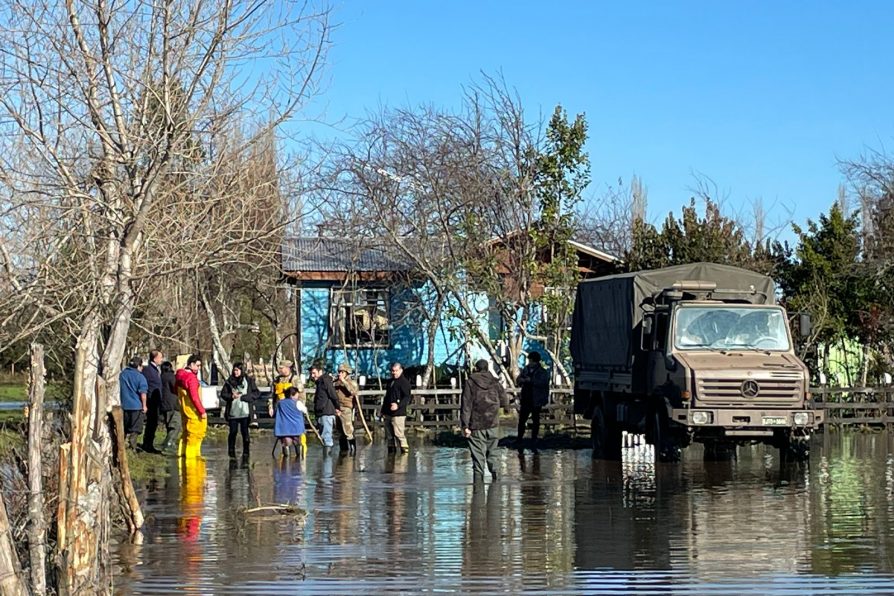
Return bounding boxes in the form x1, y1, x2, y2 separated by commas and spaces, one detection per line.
567, 239, 620, 263
281, 237, 409, 273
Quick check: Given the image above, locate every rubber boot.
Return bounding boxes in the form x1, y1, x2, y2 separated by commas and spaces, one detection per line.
348, 439, 356, 455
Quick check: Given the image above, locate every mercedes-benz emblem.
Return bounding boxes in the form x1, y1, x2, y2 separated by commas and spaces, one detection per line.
741, 380, 760, 398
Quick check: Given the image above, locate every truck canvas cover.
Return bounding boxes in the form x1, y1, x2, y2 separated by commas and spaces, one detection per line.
570, 262, 776, 370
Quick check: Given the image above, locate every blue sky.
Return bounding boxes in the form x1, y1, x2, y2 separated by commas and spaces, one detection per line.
305, 1, 894, 241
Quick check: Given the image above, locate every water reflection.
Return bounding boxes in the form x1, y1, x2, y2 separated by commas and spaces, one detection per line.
117, 433, 894, 594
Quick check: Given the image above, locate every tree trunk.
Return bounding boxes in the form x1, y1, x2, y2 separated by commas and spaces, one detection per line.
27, 343, 47, 595
109, 406, 144, 534
421, 294, 445, 388
100, 299, 135, 410
860, 342, 871, 387
57, 318, 113, 596
201, 288, 233, 375
0, 489, 29, 596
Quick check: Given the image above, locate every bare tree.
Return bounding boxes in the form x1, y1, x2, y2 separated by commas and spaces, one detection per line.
321, 77, 588, 385
0, 1, 328, 592
577, 175, 648, 259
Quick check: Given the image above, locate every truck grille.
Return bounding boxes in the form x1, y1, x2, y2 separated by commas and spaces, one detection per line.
696, 376, 801, 405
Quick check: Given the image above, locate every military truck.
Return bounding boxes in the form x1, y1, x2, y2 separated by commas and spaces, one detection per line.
570, 263, 823, 461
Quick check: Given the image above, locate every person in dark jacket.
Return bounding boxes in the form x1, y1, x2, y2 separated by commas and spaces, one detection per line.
220, 362, 260, 459
159, 361, 180, 453
381, 362, 412, 454
140, 350, 164, 453
310, 364, 340, 449
516, 351, 550, 446
462, 359, 509, 482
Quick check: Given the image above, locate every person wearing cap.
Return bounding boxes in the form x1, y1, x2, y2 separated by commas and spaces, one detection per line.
516, 351, 550, 447
461, 359, 509, 482
334, 363, 359, 455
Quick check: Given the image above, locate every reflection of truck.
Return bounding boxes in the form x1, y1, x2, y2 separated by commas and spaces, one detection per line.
570, 263, 823, 461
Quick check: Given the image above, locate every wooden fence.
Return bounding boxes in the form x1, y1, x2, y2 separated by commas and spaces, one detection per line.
811, 386, 894, 427
243, 385, 894, 431
354, 387, 576, 432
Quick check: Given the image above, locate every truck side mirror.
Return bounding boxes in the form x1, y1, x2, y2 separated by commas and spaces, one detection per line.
799, 313, 812, 338
640, 315, 654, 351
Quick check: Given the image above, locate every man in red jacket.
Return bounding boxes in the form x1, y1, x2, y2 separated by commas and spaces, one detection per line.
176, 355, 207, 459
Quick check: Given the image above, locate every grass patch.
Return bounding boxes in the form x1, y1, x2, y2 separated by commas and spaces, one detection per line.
127, 449, 171, 482
0, 410, 25, 424
0, 384, 26, 402
0, 424, 26, 458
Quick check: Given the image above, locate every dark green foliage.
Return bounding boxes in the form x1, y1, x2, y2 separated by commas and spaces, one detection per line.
533, 106, 590, 347
777, 203, 868, 345
626, 198, 774, 274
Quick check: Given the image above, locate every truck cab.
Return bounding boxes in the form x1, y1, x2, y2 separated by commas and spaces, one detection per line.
641, 283, 822, 458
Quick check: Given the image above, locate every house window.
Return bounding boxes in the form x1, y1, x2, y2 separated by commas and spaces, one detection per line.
331, 287, 390, 348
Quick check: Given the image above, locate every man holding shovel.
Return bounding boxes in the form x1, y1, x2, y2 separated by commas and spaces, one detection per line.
333, 363, 358, 454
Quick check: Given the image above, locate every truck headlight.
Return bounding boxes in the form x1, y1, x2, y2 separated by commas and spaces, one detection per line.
691, 411, 713, 425
793, 412, 811, 426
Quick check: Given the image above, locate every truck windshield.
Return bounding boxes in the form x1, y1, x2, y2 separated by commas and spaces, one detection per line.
673, 306, 791, 351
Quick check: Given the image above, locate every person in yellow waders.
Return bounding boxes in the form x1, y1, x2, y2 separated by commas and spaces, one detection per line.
269, 360, 306, 453
176, 354, 207, 459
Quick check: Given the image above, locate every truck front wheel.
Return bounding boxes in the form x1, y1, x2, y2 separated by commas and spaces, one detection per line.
779, 432, 810, 462
649, 409, 682, 463
591, 404, 622, 460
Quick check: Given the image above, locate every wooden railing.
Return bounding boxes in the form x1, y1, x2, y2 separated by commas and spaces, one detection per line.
811, 386, 894, 426
354, 387, 576, 431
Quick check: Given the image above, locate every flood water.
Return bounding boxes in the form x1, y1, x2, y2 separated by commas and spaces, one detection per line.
114, 432, 894, 594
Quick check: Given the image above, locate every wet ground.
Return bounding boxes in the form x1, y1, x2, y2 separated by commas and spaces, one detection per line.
114, 431, 894, 594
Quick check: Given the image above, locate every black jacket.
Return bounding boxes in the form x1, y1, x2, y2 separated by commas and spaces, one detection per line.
461, 371, 509, 431
313, 374, 340, 417
219, 374, 260, 419
517, 364, 550, 407
142, 362, 162, 406
381, 375, 412, 417
160, 370, 178, 412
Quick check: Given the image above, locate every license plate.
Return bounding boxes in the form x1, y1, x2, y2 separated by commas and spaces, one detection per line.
762, 416, 788, 426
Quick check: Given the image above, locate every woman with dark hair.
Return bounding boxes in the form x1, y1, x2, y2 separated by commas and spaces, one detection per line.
220, 362, 260, 459
159, 361, 181, 453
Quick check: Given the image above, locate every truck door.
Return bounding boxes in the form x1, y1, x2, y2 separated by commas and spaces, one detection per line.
647, 311, 670, 395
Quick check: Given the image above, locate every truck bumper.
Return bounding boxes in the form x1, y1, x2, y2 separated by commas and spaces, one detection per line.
670, 407, 825, 437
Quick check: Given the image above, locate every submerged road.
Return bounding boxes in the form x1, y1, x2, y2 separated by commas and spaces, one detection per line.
115, 432, 894, 594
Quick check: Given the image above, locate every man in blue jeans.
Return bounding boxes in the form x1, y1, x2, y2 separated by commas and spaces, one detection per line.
310, 364, 340, 451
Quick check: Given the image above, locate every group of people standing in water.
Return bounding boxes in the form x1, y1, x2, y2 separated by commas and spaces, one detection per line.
218, 357, 421, 459
121, 349, 551, 480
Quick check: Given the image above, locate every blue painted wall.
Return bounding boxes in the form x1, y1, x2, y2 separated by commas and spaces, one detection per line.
297, 282, 484, 379
296, 281, 559, 381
